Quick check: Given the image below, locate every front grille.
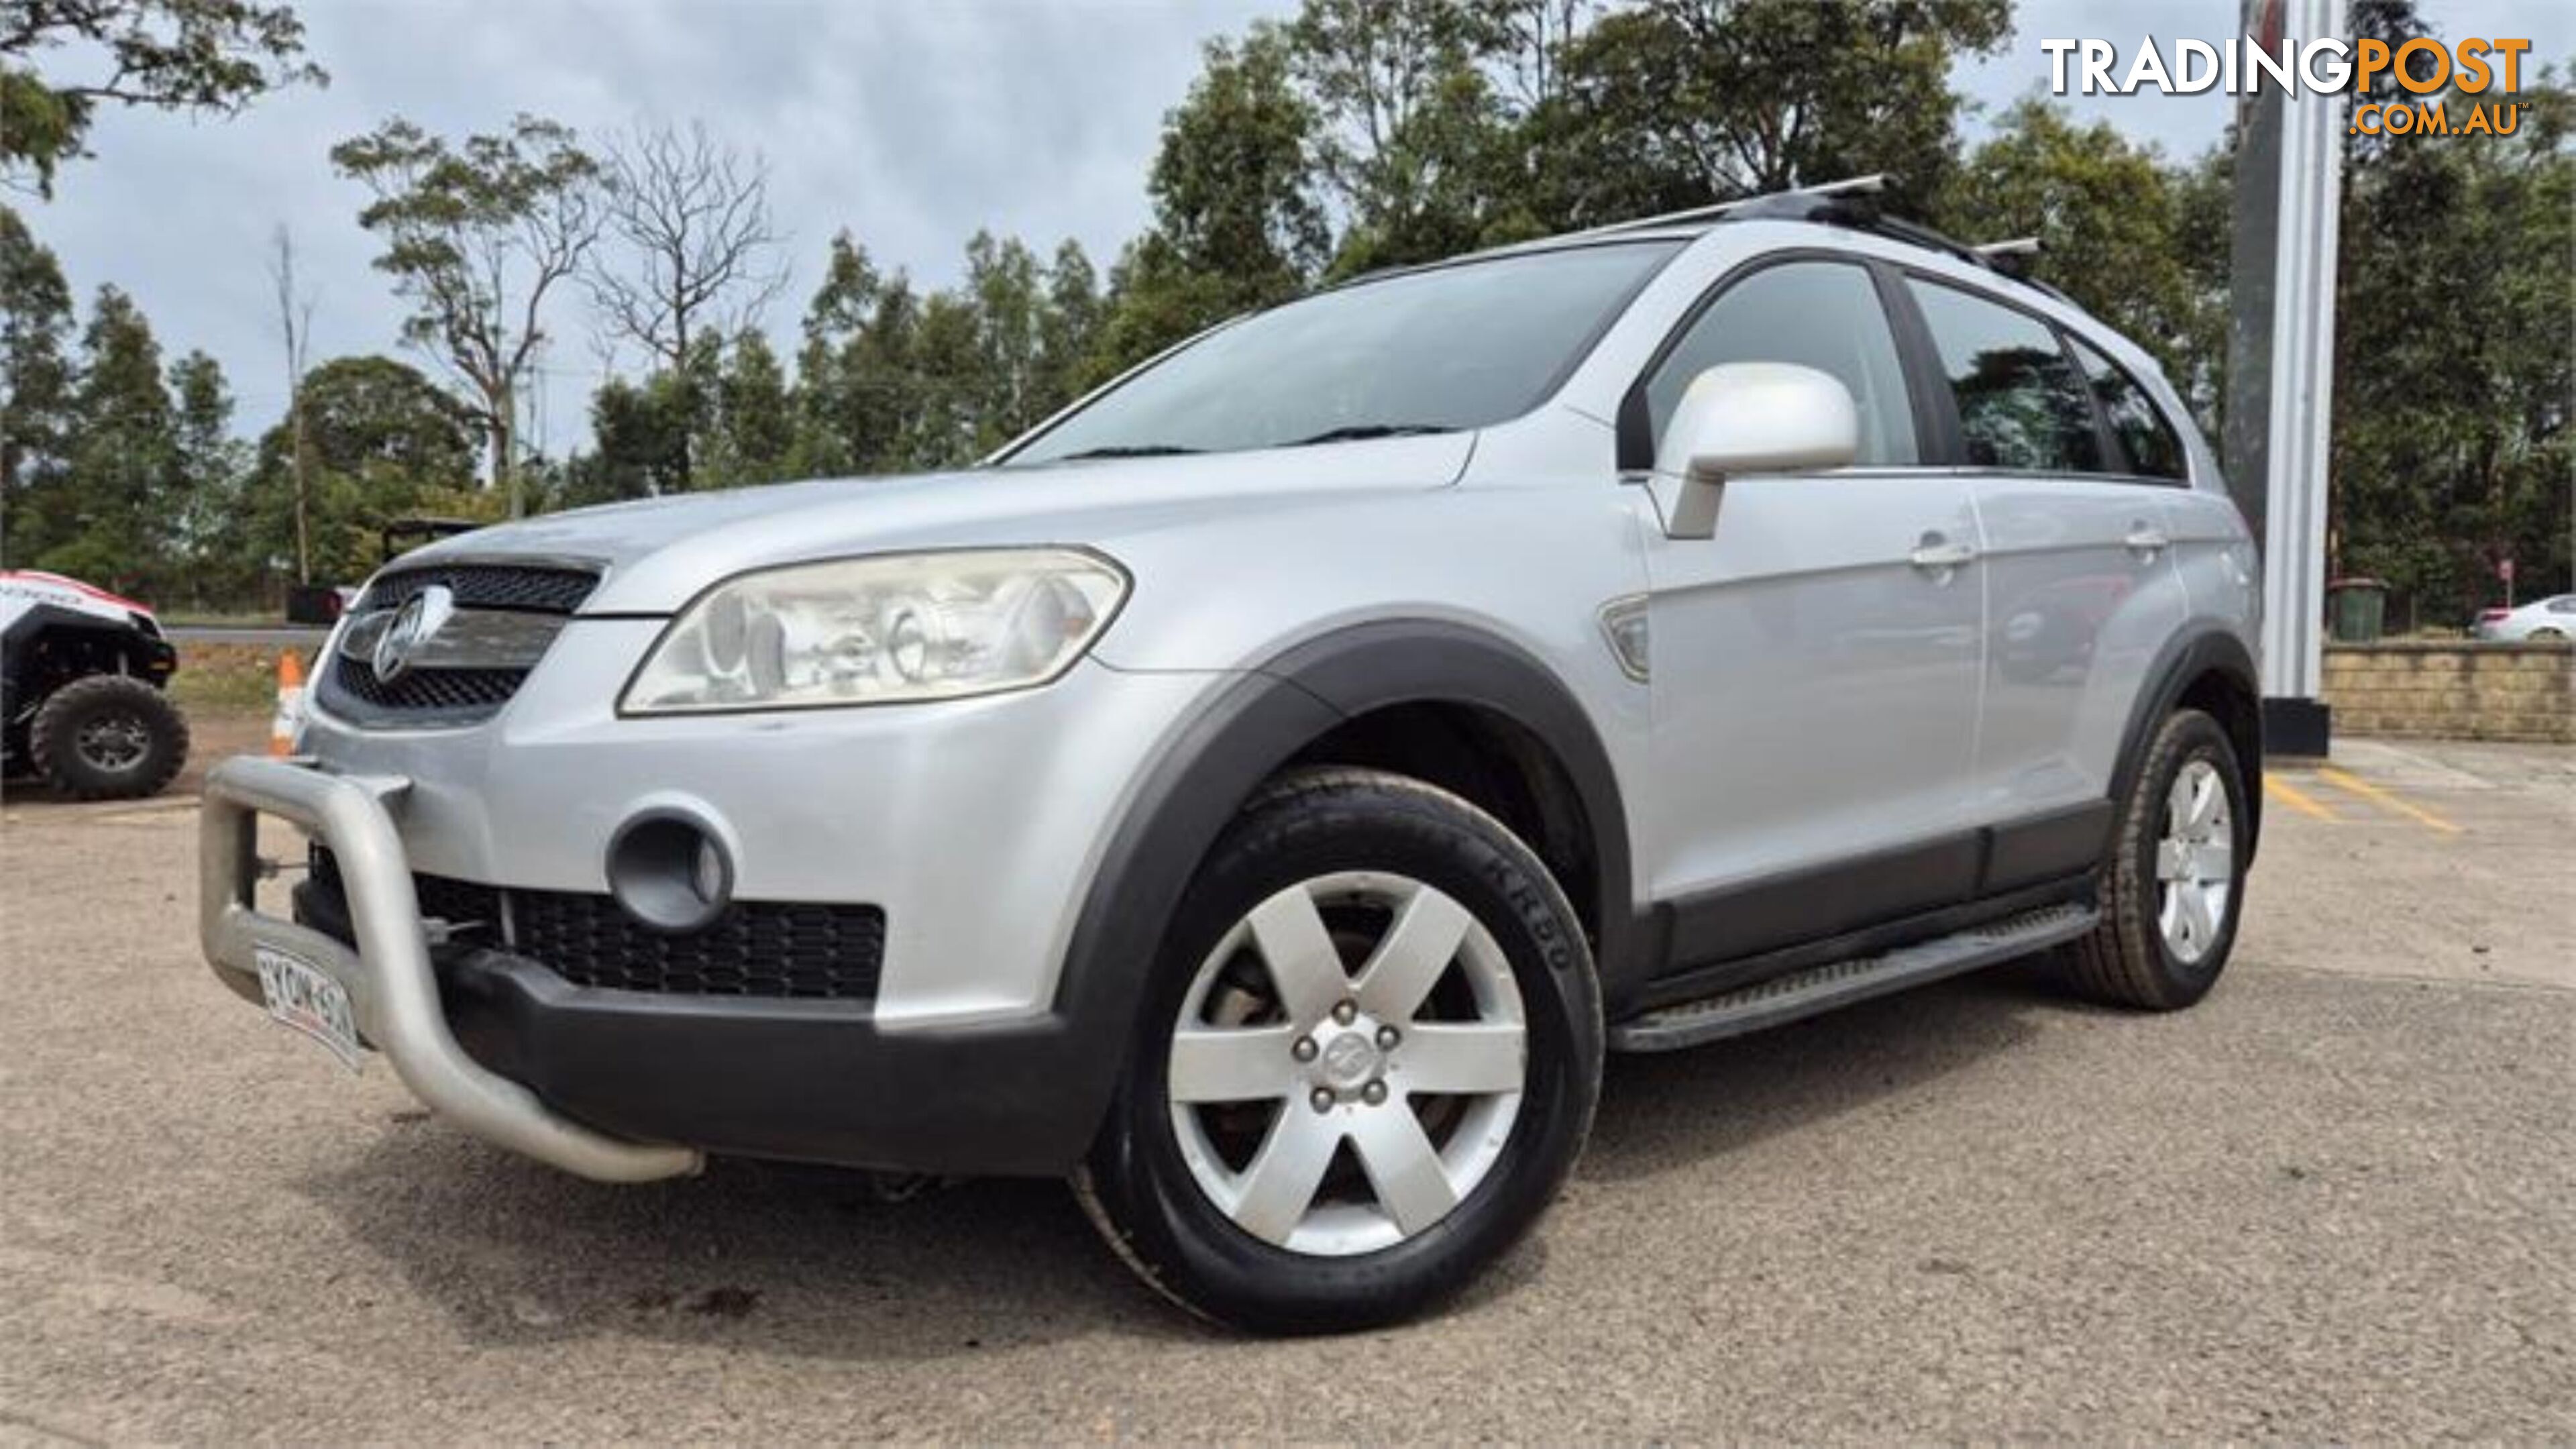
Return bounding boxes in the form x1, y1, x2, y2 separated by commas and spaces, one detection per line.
311, 847, 502, 937
329, 655, 529, 712
320, 562, 596, 727
416, 871, 504, 933
307, 848, 883, 1002
364, 564, 598, 614
514, 890, 886, 999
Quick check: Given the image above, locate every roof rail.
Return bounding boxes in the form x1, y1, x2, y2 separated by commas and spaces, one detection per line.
1483, 178, 2082, 313
1564, 173, 1892, 239
1743, 200, 2075, 304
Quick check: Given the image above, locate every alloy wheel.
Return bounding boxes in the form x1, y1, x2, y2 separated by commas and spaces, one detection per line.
2155, 757, 2234, 964
1165, 870, 1527, 1257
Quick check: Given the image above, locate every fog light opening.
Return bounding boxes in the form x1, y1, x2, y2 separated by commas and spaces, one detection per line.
606, 812, 733, 934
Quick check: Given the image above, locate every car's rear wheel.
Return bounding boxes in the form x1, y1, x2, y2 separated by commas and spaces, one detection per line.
1075, 767, 1601, 1333
28, 674, 190, 800
2065, 707, 2247, 1010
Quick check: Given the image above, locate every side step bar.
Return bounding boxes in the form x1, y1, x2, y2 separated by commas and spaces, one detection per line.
1609, 903, 2100, 1053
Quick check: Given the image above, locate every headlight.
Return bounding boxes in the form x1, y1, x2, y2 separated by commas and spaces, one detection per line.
621, 548, 1128, 714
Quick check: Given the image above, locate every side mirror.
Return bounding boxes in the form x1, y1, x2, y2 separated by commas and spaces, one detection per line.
1652, 362, 1860, 539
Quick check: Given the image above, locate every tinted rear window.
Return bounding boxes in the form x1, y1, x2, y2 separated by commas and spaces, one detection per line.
2072, 338, 2188, 480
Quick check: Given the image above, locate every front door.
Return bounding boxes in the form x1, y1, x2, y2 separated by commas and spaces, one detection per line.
1633, 258, 1987, 971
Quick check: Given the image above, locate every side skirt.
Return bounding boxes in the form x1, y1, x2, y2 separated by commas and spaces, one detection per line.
1635, 871, 2096, 1014
1609, 898, 2099, 1053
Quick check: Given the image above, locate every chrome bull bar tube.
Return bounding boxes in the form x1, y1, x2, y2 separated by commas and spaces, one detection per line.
199, 755, 702, 1183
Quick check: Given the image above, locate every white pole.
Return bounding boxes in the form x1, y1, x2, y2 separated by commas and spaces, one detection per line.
2255, 0, 2343, 743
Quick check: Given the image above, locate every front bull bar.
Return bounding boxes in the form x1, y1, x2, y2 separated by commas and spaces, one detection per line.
199, 755, 702, 1183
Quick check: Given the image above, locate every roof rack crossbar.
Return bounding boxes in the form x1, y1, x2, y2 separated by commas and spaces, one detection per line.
1970, 236, 2047, 285
1567, 173, 1892, 239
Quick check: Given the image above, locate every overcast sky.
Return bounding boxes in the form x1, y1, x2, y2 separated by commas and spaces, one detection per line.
26, 0, 2570, 451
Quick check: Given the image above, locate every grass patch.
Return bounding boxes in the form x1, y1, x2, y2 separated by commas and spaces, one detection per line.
169, 642, 307, 718
162, 610, 286, 629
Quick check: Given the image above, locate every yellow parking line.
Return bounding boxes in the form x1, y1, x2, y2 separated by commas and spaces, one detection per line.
2314, 767, 2464, 835
2264, 775, 2341, 822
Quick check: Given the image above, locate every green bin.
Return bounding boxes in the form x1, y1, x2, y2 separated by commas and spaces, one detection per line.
2326, 577, 2388, 643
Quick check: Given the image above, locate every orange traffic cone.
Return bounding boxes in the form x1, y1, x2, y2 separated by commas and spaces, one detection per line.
268, 651, 307, 757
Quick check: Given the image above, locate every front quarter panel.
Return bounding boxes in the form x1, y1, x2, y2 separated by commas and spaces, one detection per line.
1091, 479, 1641, 683
1088, 470, 1656, 920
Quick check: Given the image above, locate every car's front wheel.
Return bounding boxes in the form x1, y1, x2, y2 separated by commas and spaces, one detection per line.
1075, 767, 1602, 1334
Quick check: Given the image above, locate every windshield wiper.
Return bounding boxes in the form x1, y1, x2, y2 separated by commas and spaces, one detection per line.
1283, 423, 1458, 447
1057, 443, 1202, 460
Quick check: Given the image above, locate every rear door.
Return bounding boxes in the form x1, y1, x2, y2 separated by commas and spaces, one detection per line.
1634, 256, 1989, 969
1895, 277, 2190, 885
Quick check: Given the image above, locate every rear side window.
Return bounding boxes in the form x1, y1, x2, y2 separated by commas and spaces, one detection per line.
1645, 260, 1919, 466
2071, 338, 2188, 480
1906, 279, 2102, 473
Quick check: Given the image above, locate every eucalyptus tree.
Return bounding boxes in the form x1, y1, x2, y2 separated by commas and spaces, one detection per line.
331, 113, 602, 515
0, 0, 325, 195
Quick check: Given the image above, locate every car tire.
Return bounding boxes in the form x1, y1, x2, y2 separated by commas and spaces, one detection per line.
1075, 766, 1603, 1334
2065, 707, 2247, 1010
29, 674, 191, 801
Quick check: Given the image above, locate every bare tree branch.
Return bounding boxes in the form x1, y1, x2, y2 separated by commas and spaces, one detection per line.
587, 118, 787, 368
582, 118, 786, 489
266, 223, 315, 582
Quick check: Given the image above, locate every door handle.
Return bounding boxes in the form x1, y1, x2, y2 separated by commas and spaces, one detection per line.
2125, 524, 2171, 557
1909, 535, 1977, 572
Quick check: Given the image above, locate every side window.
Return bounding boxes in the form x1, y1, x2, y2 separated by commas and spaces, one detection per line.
1646, 260, 1918, 466
1906, 278, 2102, 473
2072, 338, 2188, 480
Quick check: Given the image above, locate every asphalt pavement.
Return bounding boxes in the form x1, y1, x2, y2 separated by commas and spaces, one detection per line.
164, 625, 330, 647
0, 737, 2566, 1440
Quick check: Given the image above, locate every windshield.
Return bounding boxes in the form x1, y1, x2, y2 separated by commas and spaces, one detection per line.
1004, 240, 1680, 465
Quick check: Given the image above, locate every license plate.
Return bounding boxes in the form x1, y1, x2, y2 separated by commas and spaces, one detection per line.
256, 946, 363, 1072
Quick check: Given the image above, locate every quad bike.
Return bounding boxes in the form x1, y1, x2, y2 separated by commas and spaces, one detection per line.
1, 571, 190, 800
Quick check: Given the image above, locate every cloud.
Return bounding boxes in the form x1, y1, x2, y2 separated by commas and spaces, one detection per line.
34, 0, 1285, 450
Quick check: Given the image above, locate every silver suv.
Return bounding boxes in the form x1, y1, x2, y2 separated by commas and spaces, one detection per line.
200, 189, 2263, 1333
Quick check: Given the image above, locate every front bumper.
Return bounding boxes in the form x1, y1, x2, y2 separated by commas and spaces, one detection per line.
201, 755, 702, 1182
204, 754, 1140, 1178
293, 625, 1213, 1026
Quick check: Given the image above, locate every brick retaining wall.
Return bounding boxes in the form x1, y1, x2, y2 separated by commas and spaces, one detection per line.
2322, 641, 2574, 743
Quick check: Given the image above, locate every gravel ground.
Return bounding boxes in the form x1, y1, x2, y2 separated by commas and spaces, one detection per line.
0, 737, 2567, 1441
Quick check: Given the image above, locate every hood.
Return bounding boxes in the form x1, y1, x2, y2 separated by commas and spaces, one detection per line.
394, 433, 1472, 614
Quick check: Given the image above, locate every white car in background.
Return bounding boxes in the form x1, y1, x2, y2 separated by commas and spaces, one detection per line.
2473, 596, 2575, 641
